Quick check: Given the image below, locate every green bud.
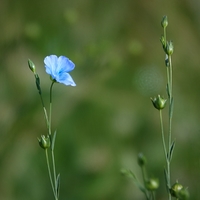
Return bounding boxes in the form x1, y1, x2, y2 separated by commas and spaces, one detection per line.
151, 95, 167, 110
170, 182, 184, 198
137, 153, 146, 167
38, 135, 51, 149
161, 16, 168, 28
145, 178, 159, 191
166, 41, 174, 56
28, 59, 36, 74
176, 188, 190, 200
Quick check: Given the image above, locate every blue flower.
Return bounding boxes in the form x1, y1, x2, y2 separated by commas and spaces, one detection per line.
44, 55, 76, 86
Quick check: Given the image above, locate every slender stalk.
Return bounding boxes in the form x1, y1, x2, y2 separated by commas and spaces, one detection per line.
159, 110, 167, 161
52, 150, 58, 198
49, 81, 59, 200
49, 81, 55, 136
45, 149, 57, 199
163, 27, 167, 48
167, 55, 173, 200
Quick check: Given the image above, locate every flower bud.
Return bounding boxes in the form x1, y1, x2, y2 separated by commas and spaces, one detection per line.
166, 41, 174, 56
170, 182, 184, 198
161, 16, 168, 28
145, 178, 159, 191
28, 59, 36, 74
137, 153, 146, 167
151, 95, 167, 110
176, 188, 190, 200
38, 135, 51, 149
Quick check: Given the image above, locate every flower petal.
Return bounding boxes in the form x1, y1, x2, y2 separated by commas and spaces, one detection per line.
57, 56, 75, 73
44, 55, 58, 79
44, 55, 76, 86
57, 73, 76, 86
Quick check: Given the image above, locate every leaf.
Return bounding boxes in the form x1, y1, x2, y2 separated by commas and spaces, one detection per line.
35, 74, 42, 94
166, 83, 170, 98
168, 140, 176, 162
56, 173, 60, 198
121, 169, 146, 195
51, 130, 57, 151
169, 97, 174, 119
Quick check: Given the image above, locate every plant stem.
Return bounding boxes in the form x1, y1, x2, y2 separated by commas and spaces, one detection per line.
49, 81, 59, 200
159, 110, 167, 162
45, 149, 57, 199
49, 81, 55, 136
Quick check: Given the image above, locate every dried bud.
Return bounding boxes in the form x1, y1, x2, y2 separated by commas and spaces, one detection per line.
151, 95, 167, 110
161, 16, 168, 28
137, 153, 146, 167
38, 135, 51, 149
145, 178, 159, 191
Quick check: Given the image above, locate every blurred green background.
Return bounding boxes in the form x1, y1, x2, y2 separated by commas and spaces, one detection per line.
1, 0, 200, 199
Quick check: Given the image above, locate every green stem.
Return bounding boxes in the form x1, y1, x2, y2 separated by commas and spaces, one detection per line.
159, 110, 167, 161
45, 149, 57, 199
52, 150, 58, 198
49, 81, 59, 200
49, 81, 55, 136
164, 27, 167, 48
168, 55, 173, 200
140, 166, 150, 200
152, 191, 156, 200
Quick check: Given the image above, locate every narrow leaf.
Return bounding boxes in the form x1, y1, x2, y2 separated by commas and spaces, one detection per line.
56, 173, 60, 198
169, 140, 176, 162
169, 97, 174, 118
121, 169, 146, 195
35, 74, 42, 95
166, 83, 170, 98
51, 130, 57, 151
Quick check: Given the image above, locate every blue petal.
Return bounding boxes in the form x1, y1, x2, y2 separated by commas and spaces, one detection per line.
44, 55, 76, 86
57, 73, 76, 86
44, 55, 58, 79
57, 56, 75, 73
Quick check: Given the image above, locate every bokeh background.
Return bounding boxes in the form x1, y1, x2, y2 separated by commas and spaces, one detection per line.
1, 0, 200, 199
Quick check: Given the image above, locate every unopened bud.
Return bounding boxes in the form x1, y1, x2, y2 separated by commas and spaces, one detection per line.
170, 182, 184, 198
166, 41, 174, 56
151, 95, 167, 110
145, 178, 159, 191
137, 153, 146, 167
38, 135, 51, 149
161, 16, 168, 28
28, 59, 36, 74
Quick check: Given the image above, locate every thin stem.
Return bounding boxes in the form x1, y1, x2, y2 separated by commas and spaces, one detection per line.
152, 191, 156, 200
164, 27, 167, 48
38, 89, 49, 130
167, 55, 173, 200
159, 110, 167, 161
49, 81, 55, 136
45, 149, 57, 199
49, 81, 59, 199
140, 166, 150, 200
52, 150, 58, 198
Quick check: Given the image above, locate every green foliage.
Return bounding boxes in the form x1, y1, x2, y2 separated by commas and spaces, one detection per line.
0, 0, 199, 199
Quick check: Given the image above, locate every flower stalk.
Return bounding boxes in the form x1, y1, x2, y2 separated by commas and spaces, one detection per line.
28, 55, 76, 200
